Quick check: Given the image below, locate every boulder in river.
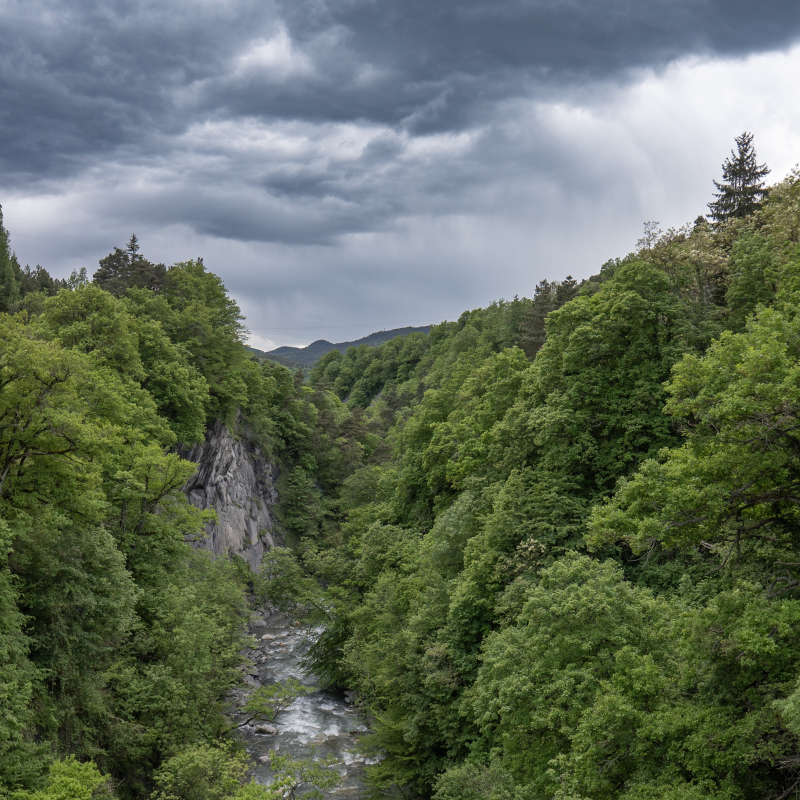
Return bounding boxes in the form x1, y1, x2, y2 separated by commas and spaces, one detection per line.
254, 724, 279, 735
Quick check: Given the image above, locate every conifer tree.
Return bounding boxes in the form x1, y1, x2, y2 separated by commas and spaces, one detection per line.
127, 232, 139, 257
93, 234, 167, 295
707, 132, 770, 223
0, 205, 21, 312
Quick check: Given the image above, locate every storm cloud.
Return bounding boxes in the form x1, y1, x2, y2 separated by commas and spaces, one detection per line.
2, 0, 800, 346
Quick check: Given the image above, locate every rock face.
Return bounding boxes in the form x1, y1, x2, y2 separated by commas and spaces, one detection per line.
180, 422, 280, 570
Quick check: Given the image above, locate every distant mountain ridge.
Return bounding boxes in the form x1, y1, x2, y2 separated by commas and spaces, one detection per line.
249, 325, 431, 368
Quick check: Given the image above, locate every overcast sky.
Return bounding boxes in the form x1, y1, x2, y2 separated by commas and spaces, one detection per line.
3, 0, 800, 349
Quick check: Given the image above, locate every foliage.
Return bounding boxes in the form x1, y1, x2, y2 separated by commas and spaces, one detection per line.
151, 745, 338, 800
0, 206, 20, 313
708, 132, 770, 222
151, 744, 247, 800
10, 757, 112, 800
296, 164, 800, 800
0, 254, 260, 796
230, 679, 314, 729
94, 235, 168, 297
587, 300, 800, 582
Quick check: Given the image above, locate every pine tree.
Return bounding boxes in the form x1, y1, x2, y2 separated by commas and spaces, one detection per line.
707, 132, 770, 223
93, 235, 167, 295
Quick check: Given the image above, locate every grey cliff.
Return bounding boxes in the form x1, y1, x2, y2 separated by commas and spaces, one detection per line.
180, 422, 281, 570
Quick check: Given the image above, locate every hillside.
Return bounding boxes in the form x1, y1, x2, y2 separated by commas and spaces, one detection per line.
253, 325, 431, 367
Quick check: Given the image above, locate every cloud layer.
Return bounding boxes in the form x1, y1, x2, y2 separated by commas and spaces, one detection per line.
2, 0, 800, 347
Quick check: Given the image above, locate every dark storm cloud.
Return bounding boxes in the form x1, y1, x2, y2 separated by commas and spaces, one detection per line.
260, 0, 800, 131
3, 0, 800, 181
0, 0, 279, 180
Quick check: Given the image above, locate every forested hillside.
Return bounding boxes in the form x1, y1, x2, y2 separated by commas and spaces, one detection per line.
0, 233, 372, 798
280, 160, 800, 800
3, 137, 800, 800
258, 325, 432, 369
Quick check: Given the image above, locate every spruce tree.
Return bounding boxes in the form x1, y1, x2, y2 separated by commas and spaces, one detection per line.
127, 232, 140, 257
707, 132, 770, 223
93, 235, 167, 295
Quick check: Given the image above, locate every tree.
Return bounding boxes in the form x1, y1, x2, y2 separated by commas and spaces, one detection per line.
587, 301, 800, 580
707, 132, 770, 223
0, 205, 21, 313
151, 743, 338, 800
10, 756, 113, 800
226, 678, 313, 731
467, 553, 670, 796
517, 277, 577, 360
93, 237, 168, 296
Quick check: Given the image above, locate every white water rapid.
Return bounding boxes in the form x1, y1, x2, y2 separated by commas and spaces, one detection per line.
236, 612, 372, 797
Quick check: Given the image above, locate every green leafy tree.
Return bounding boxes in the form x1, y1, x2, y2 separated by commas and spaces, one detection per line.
468, 554, 670, 797
151, 744, 338, 800
93, 236, 168, 296
150, 744, 248, 800
125, 262, 254, 422
0, 518, 42, 792
587, 301, 800, 581
11, 756, 112, 800
227, 679, 313, 731
517, 276, 577, 360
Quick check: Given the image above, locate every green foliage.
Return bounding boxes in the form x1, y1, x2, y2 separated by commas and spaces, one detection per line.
517, 276, 577, 359
93, 236, 167, 297
232, 678, 314, 728
11, 757, 112, 800
432, 761, 518, 800
0, 520, 42, 792
262, 754, 340, 800
151, 744, 338, 800
0, 255, 256, 796
469, 554, 669, 794
254, 547, 323, 615
151, 744, 247, 800
708, 132, 770, 223
724, 232, 777, 331
296, 170, 800, 800
0, 206, 20, 313
123, 259, 254, 425
587, 302, 800, 579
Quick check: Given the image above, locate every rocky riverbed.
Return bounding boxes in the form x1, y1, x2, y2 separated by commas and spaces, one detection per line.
232, 611, 372, 797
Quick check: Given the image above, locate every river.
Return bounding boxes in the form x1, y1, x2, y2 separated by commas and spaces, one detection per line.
235, 611, 371, 797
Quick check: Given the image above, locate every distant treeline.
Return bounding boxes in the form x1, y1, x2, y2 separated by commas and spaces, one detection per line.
249, 325, 433, 370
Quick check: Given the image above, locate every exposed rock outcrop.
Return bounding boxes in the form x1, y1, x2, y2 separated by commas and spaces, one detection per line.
180, 422, 280, 570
